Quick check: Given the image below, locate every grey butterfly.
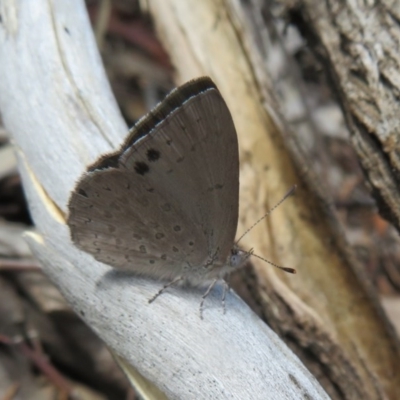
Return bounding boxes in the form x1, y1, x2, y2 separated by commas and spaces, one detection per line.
68, 77, 251, 316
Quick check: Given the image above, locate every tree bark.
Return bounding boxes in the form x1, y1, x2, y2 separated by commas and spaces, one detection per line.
298, 0, 400, 232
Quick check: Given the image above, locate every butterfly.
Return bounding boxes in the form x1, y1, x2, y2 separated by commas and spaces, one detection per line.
68, 77, 294, 317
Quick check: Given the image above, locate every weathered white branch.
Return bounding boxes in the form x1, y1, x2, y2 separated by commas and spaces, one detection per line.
0, 0, 328, 398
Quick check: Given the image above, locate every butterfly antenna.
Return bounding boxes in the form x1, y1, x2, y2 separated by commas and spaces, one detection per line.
251, 253, 296, 274
236, 185, 297, 245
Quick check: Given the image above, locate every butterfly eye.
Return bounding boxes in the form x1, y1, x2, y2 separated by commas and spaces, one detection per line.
230, 249, 248, 268
230, 254, 241, 267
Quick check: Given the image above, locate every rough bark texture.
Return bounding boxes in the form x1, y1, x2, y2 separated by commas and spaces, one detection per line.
298, 0, 400, 232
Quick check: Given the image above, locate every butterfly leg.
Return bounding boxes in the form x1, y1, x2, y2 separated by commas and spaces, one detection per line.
199, 278, 218, 319
148, 276, 184, 304
221, 280, 231, 315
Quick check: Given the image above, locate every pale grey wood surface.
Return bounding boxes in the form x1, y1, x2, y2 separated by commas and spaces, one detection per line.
0, 1, 329, 398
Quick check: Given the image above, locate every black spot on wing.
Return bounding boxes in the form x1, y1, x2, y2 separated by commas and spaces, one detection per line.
147, 148, 160, 161
135, 162, 150, 175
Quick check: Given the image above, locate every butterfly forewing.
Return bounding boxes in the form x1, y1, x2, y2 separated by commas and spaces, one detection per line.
68, 77, 239, 282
